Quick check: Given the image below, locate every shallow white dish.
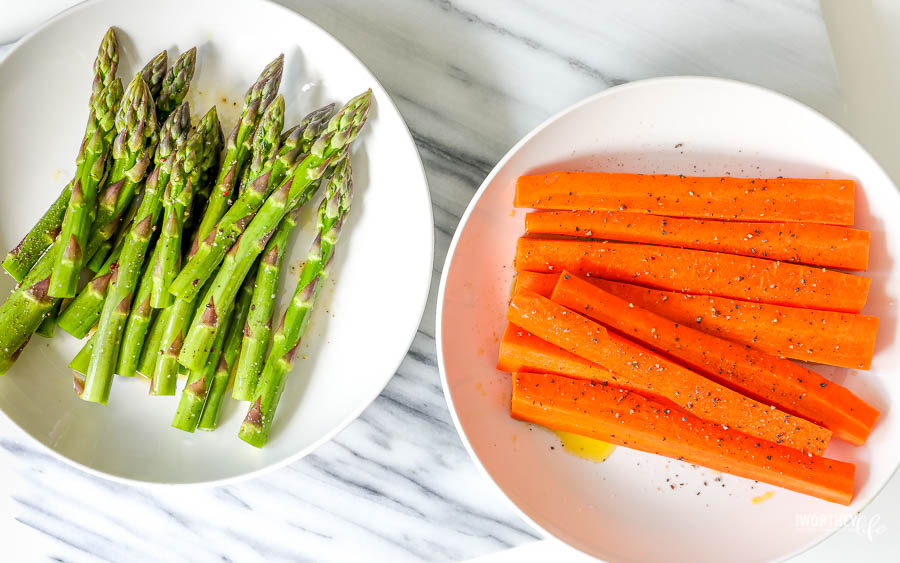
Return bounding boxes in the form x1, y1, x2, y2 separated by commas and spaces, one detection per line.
437, 77, 900, 562
0, 0, 433, 484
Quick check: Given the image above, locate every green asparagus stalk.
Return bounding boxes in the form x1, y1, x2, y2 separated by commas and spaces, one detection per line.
83, 74, 159, 270
1, 29, 119, 283
69, 334, 95, 376
148, 296, 194, 395
56, 241, 122, 338
150, 106, 223, 308
199, 271, 254, 430
193, 55, 284, 246
48, 78, 124, 298
173, 270, 253, 431
136, 303, 167, 378
171, 305, 233, 431
78, 103, 192, 404
116, 243, 160, 378
86, 190, 141, 273
35, 301, 61, 338
90, 28, 119, 104
233, 205, 302, 400
0, 251, 59, 375
113, 102, 196, 376
1, 185, 71, 284
171, 102, 334, 301
156, 48, 197, 122
239, 158, 354, 447
139, 50, 167, 100
234, 95, 286, 193
178, 91, 370, 372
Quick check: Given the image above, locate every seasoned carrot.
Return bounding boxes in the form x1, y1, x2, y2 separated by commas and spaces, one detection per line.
507, 290, 832, 454
498, 323, 616, 381
514, 172, 855, 226
515, 238, 871, 313
514, 271, 879, 370
525, 210, 870, 270
551, 272, 879, 445
511, 371, 855, 505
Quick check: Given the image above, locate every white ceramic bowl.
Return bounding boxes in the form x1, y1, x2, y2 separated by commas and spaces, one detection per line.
0, 0, 432, 484
437, 77, 900, 562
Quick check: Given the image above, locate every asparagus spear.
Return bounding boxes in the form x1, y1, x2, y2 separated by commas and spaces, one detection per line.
56, 242, 122, 338
139, 109, 223, 395
234, 95, 286, 193
120, 118, 222, 378
35, 302, 61, 338
239, 159, 354, 447
0, 251, 59, 374
48, 77, 125, 298
139, 50, 167, 100
150, 106, 224, 308
1, 29, 119, 283
178, 91, 370, 372
156, 48, 197, 122
173, 270, 253, 431
116, 243, 160, 378
136, 303, 167, 378
193, 55, 284, 246
83, 74, 159, 270
170, 102, 334, 301
78, 103, 192, 404
233, 205, 302, 400
172, 304, 233, 431
199, 271, 255, 430
69, 335, 94, 375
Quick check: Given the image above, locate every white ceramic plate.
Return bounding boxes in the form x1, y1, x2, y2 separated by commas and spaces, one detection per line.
0, 0, 432, 484
437, 77, 900, 562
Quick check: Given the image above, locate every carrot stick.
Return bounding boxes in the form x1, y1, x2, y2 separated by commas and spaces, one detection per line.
551, 272, 879, 445
507, 290, 832, 454
498, 322, 615, 380
514, 172, 855, 226
513, 271, 879, 370
525, 210, 870, 270
515, 238, 871, 313
511, 371, 854, 505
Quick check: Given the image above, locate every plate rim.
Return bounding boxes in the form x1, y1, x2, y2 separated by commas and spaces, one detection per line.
0, 0, 435, 488
435, 75, 900, 561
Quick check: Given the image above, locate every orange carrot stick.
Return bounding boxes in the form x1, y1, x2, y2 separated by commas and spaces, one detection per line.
511, 371, 854, 505
525, 210, 870, 270
514, 172, 855, 226
513, 271, 879, 370
507, 290, 832, 454
515, 238, 871, 313
498, 322, 615, 379
551, 272, 879, 445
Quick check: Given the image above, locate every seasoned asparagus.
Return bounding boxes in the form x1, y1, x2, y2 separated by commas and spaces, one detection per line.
239, 158, 355, 447
178, 91, 370, 371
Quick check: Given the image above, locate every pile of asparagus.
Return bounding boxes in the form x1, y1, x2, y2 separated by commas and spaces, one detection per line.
0, 28, 370, 447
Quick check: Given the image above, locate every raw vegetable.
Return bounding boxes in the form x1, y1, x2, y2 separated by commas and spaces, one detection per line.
511, 371, 854, 505
515, 238, 871, 313
515, 172, 856, 226
239, 157, 356, 447
551, 272, 880, 445
525, 210, 870, 270
507, 289, 832, 454
514, 271, 879, 370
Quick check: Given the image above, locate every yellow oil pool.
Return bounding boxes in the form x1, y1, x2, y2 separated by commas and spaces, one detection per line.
554, 430, 616, 462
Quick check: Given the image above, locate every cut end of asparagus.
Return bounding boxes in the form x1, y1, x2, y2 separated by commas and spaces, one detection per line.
73, 372, 86, 396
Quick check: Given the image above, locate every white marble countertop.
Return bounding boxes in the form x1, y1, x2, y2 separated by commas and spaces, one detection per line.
1, 1, 899, 561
